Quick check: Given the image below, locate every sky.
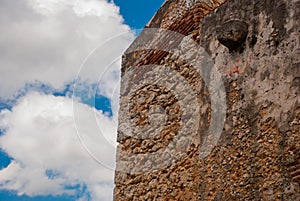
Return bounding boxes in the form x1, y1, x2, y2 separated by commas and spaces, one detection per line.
0, 0, 164, 201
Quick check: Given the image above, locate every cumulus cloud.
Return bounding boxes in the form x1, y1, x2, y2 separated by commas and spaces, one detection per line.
0, 92, 117, 200
0, 0, 134, 99
0, 0, 134, 199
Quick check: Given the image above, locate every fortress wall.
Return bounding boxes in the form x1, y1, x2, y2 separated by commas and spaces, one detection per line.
114, 0, 300, 200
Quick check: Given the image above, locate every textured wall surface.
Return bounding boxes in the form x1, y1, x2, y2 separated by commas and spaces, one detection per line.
114, 0, 300, 200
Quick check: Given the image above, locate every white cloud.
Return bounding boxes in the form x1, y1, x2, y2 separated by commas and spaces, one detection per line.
27, 0, 119, 17
0, 0, 134, 99
0, 92, 117, 200
0, 0, 133, 199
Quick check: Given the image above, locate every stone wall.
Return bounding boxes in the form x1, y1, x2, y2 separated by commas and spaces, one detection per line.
114, 0, 300, 200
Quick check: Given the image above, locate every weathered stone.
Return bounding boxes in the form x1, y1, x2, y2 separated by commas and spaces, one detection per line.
114, 0, 300, 200
216, 20, 249, 52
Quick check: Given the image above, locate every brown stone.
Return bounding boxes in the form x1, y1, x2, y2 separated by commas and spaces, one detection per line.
114, 0, 300, 200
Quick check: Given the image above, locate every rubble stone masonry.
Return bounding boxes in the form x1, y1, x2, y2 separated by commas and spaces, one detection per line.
114, 0, 300, 200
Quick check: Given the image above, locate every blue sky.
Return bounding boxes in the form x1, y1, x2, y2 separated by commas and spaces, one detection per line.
113, 0, 165, 28
0, 0, 164, 200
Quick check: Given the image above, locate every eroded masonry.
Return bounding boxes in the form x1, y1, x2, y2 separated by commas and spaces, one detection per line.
114, 0, 300, 200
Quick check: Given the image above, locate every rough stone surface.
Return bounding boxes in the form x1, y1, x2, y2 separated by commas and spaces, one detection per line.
114, 0, 300, 200
216, 20, 249, 52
